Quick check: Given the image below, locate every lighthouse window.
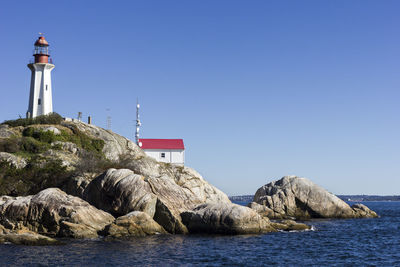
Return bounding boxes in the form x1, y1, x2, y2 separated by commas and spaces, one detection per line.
160, 153, 166, 158
46, 85, 48, 91
38, 99, 41, 105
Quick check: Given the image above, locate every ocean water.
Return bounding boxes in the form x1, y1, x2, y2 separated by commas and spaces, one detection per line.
1, 202, 399, 266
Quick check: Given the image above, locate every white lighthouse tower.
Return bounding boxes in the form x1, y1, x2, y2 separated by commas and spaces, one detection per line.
27, 35, 55, 118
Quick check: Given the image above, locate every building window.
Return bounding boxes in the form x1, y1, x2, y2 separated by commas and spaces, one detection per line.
46, 85, 48, 91
160, 152, 165, 158
38, 99, 41, 105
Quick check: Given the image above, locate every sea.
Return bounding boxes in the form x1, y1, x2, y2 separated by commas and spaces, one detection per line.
0, 201, 399, 266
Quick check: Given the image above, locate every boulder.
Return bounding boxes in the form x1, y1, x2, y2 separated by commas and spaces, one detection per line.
103, 211, 167, 238
181, 202, 275, 235
38, 126, 61, 135
252, 176, 378, 219
83, 169, 158, 218
0, 188, 115, 238
0, 152, 27, 169
83, 168, 230, 234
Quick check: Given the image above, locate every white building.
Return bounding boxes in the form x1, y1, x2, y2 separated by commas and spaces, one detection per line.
139, 139, 185, 165
27, 35, 55, 118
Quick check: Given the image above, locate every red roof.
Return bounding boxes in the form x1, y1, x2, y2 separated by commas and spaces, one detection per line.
139, 139, 184, 150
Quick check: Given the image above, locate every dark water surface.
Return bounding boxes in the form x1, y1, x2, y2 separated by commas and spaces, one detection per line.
1, 202, 399, 266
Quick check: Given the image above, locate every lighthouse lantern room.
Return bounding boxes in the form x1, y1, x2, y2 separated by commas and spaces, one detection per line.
27, 35, 55, 118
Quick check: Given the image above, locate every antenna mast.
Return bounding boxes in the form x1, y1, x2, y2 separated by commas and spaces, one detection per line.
135, 99, 141, 145
106, 108, 111, 130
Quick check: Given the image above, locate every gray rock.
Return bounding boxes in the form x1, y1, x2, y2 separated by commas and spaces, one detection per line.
38, 126, 61, 135
103, 211, 167, 238
0, 152, 27, 169
247, 202, 275, 218
42, 149, 80, 169
51, 141, 80, 154
253, 176, 378, 219
0, 188, 115, 238
83, 169, 158, 218
181, 202, 275, 234
0, 124, 14, 138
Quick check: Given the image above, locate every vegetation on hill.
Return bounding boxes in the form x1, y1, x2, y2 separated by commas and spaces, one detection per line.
2, 113, 63, 127
0, 114, 122, 196
0, 159, 70, 196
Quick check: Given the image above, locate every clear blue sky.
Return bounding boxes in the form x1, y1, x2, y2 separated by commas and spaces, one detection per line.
1, 1, 399, 195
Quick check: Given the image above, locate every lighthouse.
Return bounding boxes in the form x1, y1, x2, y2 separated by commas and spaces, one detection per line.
26, 35, 55, 118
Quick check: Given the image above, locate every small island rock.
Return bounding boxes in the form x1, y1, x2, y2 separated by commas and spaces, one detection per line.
252, 176, 378, 219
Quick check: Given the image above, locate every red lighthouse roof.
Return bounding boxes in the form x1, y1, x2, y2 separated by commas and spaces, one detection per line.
34, 36, 49, 46
139, 139, 184, 150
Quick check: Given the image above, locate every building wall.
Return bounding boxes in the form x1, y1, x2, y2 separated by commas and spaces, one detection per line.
143, 149, 184, 165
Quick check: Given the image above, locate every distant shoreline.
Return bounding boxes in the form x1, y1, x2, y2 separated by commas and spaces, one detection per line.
229, 195, 400, 202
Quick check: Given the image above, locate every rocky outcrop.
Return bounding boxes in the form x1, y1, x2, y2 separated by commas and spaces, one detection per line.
103, 211, 167, 238
181, 202, 275, 234
0, 188, 115, 238
0, 229, 60, 246
252, 176, 378, 219
68, 121, 145, 161
51, 141, 80, 155
36, 126, 61, 135
83, 169, 158, 217
351, 203, 378, 218
42, 149, 81, 169
83, 168, 230, 234
0, 152, 27, 169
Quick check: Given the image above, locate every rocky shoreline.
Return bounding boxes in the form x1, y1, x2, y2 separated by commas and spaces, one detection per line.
0, 116, 377, 245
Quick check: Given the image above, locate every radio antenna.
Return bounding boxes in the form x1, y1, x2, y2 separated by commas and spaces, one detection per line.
135, 98, 141, 145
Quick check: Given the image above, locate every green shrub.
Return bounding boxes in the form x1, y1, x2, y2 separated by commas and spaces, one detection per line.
22, 127, 35, 137
2, 113, 63, 127
67, 126, 105, 155
26, 128, 56, 143
0, 158, 71, 196
0, 138, 20, 153
19, 137, 49, 154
